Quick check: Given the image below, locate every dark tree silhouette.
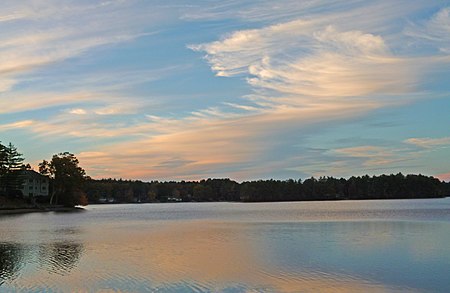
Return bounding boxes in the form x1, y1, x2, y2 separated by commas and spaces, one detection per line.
0, 142, 25, 196
83, 173, 449, 204
39, 152, 87, 206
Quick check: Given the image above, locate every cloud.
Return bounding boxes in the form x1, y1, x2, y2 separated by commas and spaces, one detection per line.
0, 1, 172, 114
2, 1, 449, 181
405, 137, 450, 149
69, 108, 87, 115
16, 3, 440, 180
176, 3, 450, 180
73, 101, 381, 180
182, 0, 429, 29
0, 120, 34, 131
94, 104, 138, 116
436, 172, 450, 182
332, 145, 407, 167
430, 7, 450, 53
190, 20, 418, 109
407, 7, 450, 53
0, 92, 116, 114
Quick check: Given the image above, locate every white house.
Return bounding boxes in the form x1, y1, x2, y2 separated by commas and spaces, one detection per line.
19, 170, 49, 197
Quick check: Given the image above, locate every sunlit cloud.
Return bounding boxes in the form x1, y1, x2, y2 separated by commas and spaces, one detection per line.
0, 79, 16, 92
0, 92, 129, 114
1, 1, 449, 180
0, 120, 34, 131
94, 104, 139, 116
75, 101, 380, 180
405, 137, 450, 149
190, 20, 421, 107
436, 172, 450, 182
68, 108, 87, 115
332, 145, 408, 167
0, 1, 172, 115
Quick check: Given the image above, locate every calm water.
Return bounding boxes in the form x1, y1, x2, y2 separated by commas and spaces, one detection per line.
1, 198, 450, 292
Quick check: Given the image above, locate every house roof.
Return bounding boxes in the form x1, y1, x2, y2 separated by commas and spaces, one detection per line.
16, 170, 49, 180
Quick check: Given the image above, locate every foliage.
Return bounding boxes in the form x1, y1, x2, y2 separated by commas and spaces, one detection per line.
2, 141, 449, 206
83, 173, 449, 204
0, 142, 25, 196
39, 152, 87, 206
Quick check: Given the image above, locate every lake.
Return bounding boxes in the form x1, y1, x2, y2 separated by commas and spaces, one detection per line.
1, 198, 450, 292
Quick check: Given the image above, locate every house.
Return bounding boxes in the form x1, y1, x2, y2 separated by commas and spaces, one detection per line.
19, 170, 49, 197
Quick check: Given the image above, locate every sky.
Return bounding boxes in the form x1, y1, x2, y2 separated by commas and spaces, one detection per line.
0, 0, 449, 182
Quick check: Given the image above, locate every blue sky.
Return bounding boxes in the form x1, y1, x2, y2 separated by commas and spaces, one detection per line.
0, 0, 449, 181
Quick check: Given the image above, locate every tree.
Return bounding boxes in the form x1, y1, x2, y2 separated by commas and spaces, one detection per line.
0, 142, 7, 176
0, 142, 25, 196
39, 152, 87, 206
193, 184, 214, 201
4, 143, 24, 172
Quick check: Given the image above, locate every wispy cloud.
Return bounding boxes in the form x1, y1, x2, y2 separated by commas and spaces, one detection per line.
68, 108, 87, 115
332, 145, 407, 167
0, 1, 175, 114
73, 101, 381, 180
406, 7, 450, 53
1, 1, 449, 181
0, 91, 140, 114
189, 15, 422, 110
0, 120, 34, 131
405, 137, 450, 149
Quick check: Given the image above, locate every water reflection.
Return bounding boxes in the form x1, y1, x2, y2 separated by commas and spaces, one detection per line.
0, 243, 24, 286
0, 241, 84, 289
38, 242, 84, 276
56, 221, 393, 292
0, 200, 449, 292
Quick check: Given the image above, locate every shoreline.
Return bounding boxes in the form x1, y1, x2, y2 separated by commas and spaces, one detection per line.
0, 206, 85, 216
2, 196, 448, 215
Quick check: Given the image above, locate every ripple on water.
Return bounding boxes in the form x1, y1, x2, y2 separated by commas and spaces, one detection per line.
37, 242, 84, 276
0, 242, 25, 286
1, 200, 449, 292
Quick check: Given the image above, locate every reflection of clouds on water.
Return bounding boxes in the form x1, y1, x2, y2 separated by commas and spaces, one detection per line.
3, 221, 396, 292
38, 242, 84, 276
401, 222, 450, 262
81, 221, 256, 284
307, 221, 450, 263
0, 242, 24, 286
2, 200, 449, 292
27, 221, 395, 292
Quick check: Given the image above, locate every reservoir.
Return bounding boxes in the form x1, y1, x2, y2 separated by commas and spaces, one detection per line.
1, 198, 450, 292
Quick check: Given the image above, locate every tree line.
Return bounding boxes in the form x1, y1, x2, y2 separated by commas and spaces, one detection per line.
84, 174, 450, 204
2, 140, 450, 206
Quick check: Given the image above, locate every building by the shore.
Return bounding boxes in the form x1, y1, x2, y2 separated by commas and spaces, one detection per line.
19, 170, 49, 197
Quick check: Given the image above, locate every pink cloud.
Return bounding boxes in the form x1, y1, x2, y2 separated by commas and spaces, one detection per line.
436, 172, 450, 182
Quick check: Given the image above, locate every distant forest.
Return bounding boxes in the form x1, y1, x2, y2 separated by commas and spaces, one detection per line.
85, 173, 450, 203
3, 141, 449, 206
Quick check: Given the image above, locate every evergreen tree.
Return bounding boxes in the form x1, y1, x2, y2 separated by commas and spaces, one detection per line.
0, 142, 8, 176
0, 142, 25, 195
5, 143, 24, 171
